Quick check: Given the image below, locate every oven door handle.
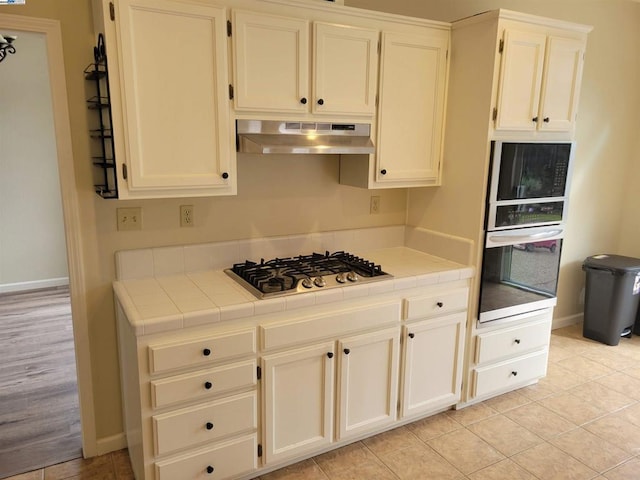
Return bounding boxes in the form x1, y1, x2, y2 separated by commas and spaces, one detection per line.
487, 228, 563, 245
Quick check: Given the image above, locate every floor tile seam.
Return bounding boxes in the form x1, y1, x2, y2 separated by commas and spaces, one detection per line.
314, 445, 400, 480
380, 431, 467, 478
547, 426, 635, 474
307, 458, 331, 480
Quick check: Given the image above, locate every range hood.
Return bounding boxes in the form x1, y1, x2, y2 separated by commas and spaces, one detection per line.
236, 119, 375, 155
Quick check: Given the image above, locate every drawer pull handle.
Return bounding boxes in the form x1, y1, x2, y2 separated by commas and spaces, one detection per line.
514, 339, 521, 344
344, 348, 350, 355
408, 333, 415, 339
204, 381, 213, 390
436, 302, 444, 308
206, 422, 214, 430
327, 352, 334, 359
206, 465, 214, 474
203, 348, 211, 356
511, 371, 518, 377
543, 117, 550, 123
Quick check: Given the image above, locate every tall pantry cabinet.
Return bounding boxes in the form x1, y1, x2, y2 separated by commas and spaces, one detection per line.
419, 10, 591, 405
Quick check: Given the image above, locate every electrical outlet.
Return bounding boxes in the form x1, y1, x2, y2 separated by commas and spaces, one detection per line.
117, 207, 142, 231
370, 196, 381, 214
180, 205, 194, 227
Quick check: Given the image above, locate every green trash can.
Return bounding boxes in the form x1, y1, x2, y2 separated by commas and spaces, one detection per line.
582, 254, 640, 346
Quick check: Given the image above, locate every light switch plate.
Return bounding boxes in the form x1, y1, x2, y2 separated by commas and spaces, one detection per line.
117, 207, 142, 231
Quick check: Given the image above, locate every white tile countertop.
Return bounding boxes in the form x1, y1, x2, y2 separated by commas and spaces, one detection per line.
113, 246, 474, 336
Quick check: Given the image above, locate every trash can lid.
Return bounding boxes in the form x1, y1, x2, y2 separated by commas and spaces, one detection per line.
583, 254, 640, 274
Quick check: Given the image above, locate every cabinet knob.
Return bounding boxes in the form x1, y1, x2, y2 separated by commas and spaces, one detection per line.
532, 116, 539, 122
204, 381, 213, 390
543, 117, 550, 123
408, 333, 415, 339
221, 172, 229, 179
300, 97, 307, 105
317, 98, 324, 106
206, 465, 214, 474
344, 348, 350, 355
380, 169, 387, 175
206, 422, 214, 430
511, 371, 518, 377
203, 348, 211, 356
327, 352, 334, 359
436, 302, 444, 308
514, 339, 521, 344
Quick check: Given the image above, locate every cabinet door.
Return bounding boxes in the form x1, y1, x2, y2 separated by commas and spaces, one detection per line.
401, 313, 465, 418
336, 328, 399, 440
262, 342, 334, 465
232, 10, 309, 112
495, 29, 546, 132
376, 30, 448, 185
313, 22, 378, 116
115, 0, 233, 195
538, 36, 586, 132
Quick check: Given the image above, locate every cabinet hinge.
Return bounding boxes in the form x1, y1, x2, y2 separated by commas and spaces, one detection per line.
375, 94, 379, 107
492, 107, 497, 121
109, 2, 115, 21
257, 444, 263, 457
227, 20, 232, 37
229, 84, 234, 100
256, 365, 261, 380
498, 39, 504, 54
377, 40, 381, 55
446, 49, 449, 61
122, 163, 128, 180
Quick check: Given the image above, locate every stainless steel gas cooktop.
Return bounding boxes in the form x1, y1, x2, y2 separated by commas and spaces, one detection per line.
225, 251, 392, 299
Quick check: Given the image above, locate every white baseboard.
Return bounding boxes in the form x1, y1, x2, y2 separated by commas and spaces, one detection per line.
0, 277, 69, 294
552, 313, 583, 330
94, 432, 127, 457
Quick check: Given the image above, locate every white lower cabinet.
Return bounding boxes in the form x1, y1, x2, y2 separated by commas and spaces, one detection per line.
401, 313, 465, 418
262, 342, 336, 464
262, 328, 400, 465
337, 328, 400, 440
467, 309, 552, 402
116, 279, 471, 479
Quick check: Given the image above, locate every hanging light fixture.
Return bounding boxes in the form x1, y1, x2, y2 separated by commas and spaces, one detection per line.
0, 33, 17, 63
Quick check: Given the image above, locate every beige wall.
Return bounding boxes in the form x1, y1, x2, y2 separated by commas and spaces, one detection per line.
0, 30, 68, 291
4, 0, 640, 449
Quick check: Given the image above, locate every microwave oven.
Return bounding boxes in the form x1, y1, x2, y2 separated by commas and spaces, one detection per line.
486, 141, 575, 231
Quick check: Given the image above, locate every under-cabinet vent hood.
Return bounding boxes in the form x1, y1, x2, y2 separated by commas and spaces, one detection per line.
236, 119, 375, 155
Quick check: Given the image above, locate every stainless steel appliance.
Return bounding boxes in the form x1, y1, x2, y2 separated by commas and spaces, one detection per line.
486, 141, 574, 231
225, 251, 391, 299
479, 141, 574, 322
236, 119, 375, 155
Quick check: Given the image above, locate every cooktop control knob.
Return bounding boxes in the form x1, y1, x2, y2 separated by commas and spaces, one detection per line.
336, 273, 347, 283
301, 278, 314, 289
347, 271, 358, 282
313, 276, 326, 288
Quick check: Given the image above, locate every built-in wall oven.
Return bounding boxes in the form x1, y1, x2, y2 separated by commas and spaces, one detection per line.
479, 141, 575, 323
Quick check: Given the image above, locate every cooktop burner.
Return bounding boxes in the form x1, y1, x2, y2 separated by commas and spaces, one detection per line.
225, 251, 392, 299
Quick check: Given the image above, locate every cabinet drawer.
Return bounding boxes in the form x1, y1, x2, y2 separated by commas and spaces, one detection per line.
151, 359, 257, 409
148, 327, 256, 374
475, 316, 551, 364
153, 391, 257, 456
404, 287, 469, 321
261, 301, 400, 350
155, 433, 257, 480
472, 349, 548, 398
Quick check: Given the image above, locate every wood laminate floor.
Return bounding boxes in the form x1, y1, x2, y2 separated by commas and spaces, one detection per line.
0, 287, 82, 479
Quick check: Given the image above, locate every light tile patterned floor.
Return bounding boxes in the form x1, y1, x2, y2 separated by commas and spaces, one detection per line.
7, 324, 640, 480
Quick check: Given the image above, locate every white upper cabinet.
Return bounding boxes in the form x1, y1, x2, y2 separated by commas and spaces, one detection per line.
110, 0, 235, 198
495, 27, 586, 134
375, 30, 449, 186
232, 10, 379, 116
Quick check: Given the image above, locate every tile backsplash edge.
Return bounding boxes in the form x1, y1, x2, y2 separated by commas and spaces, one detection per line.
404, 226, 475, 266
